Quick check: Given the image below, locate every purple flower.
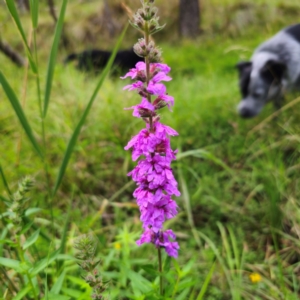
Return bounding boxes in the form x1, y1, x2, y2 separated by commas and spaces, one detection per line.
125, 98, 155, 118
123, 81, 144, 92
153, 94, 174, 110
122, 61, 180, 258
121, 62, 146, 80
137, 228, 179, 258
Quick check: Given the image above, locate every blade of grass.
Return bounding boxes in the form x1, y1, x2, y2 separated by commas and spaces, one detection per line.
50, 271, 66, 294
29, 0, 39, 28
43, 0, 68, 117
5, 0, 37, 73
197, 230, 233, 294
12, 284, 32, 300
0, 163, 12, 196
217, 222, 233, 272
0, 71, 43, 158
195, 261, 216, 300
177, 162, 201, 247
52, 24, 129, 196
177, 149, 234, 176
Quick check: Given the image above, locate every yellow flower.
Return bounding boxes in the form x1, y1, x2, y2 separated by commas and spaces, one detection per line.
249, 272, 262, 283
114, 242, 121, 250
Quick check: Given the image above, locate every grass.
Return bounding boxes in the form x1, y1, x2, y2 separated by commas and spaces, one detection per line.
1, 0, 300, 299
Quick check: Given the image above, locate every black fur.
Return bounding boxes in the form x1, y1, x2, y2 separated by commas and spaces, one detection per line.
285, 23, 300, 43
260, 60, 286, 84
64, 48, 143, 73
236, 61, 252, 98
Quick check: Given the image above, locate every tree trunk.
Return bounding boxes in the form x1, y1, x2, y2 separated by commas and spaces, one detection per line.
179, 0, 200, 38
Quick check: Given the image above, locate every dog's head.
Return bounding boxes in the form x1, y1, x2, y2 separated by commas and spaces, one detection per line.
236, 53, 286, 118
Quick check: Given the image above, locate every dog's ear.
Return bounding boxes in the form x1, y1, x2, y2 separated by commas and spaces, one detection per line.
236, 61, 252, 97
235, 61, 252, 76
261, 60, 286, 83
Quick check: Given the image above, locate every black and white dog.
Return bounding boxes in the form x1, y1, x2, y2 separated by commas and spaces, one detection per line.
236, 24, 300, 118
64, 48, 143, 73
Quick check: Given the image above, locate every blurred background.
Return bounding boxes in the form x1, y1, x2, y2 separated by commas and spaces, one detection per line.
1, 0, 300, 299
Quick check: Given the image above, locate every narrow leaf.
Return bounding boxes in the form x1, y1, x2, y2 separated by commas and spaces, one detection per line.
0, 195, 11, 204
29, 0, 39, 28
52, 24, 128, 196
31, 249, 60, 275
0, 163, 12, 195
43, 0, 68, 117
25, 207, 43, 216
20, 221, 34, 235
12, 284, 32, 300
23, 229, 40, 250
127, 269, 152, 294
43, 293, 70, 300
177, 149, 233, 175
0, 257, 21, 271
196, 262, 216, 300
50, 271, 66, 294
0, 71, 43, 158
5, 0, 37, 73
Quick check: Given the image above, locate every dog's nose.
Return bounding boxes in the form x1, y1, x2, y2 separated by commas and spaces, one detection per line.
239, 107, 255, 118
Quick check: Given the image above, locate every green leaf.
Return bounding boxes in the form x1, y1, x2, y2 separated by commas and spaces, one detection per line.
141, 265, 160, 277
50, 271, 66, 294
43, 0, 68, 117
0, 71, 43, 158
25, 208, 43, 216
0, 163, 12, 195
43, 293, 70, 300
31, 249, 60, 275
5, 0, 37, 73
12, 284, 32, 300
61, 288, 83, 298
127, 269, 152, 294
52, 23, 128, 196
0, 195, 11, 204
20, 221, 34, 235
0, 239, 16, 246
196, 262, 216, 300
177, 149, 234, 175
0, 257, 21, 271
23, 229, 40, 250
29, 0, 39, 28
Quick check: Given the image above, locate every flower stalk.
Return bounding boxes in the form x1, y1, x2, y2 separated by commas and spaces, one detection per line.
9, 177, 38, 300
121, 0, 180, 293
74, 234, 107, 299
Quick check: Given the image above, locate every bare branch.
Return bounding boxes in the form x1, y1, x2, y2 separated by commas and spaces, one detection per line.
0, 39, 25, 67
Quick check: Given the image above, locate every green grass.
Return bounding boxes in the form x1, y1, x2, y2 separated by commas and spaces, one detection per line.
1, 0, 300, 299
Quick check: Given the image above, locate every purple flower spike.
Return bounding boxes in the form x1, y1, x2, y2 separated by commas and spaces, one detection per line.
120, 62, 146, 80
122, 58, 180, 257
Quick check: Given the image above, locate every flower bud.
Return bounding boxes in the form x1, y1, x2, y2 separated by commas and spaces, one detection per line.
138, 108, 156, 118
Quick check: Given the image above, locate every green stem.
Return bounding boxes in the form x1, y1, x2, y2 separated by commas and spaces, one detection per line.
16, 236, 38, 300
33, 28, 51, 196
157, 247, 163, 296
